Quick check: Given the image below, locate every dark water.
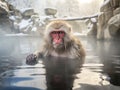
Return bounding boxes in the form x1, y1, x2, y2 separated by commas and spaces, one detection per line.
0, 36, 120, 90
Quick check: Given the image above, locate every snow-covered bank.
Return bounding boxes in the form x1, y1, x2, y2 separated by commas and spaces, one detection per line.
4, 33, 29, 37
74, 32, 87, 36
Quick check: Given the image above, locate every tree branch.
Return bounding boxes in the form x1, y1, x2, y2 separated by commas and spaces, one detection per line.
51, 14, 98, 21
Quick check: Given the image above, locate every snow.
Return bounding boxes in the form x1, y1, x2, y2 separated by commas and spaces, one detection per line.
5, 33, 28, 36
19, 8, 33, 13
9, 16, 21, 21
9, 16, 16, 21
19, 19, 31, 29
31, 27, 37, 32
73, 32, 87, 36
100, 0, 110, 8
39, 16, 52, 22
91, 18, 97, 23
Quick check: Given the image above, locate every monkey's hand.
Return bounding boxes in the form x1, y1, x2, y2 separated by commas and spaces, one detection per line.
26, 54, 38, 65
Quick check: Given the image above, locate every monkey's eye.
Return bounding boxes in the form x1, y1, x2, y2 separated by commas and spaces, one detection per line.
51, 31, 56, 34
59, 31, 64, 34
51, 31, 65, 35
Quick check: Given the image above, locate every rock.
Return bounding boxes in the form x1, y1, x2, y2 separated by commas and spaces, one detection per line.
20, 8, 35, 17
110, 0, 120, 9
100, 0, 112, 12
97, 0, 120, 39
0, 1, 13, 35
100, 0, 120, 12
104, 26, 111, 39
0, 17, 12, 33
14, 9, 22, 18
87, 22, 97, 36
104, 11, 113, 22
0, 1, 45, 36
108, 14, 120, 37
44, 8, 57, 16
13, 22, 19, 30
113, 7, 120, 15
97, 11, 113, 39
0, 0, 9, 15
18, 19, 32, 30
84, 19, 90, 25
31, 14, 40, 25
97, 0, 113, 39
85, 18, 97, 36
97, 12, 105, 39
31, 14, 39, 21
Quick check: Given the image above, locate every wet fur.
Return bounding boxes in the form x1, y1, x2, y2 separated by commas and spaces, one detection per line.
35, 20, 85, 60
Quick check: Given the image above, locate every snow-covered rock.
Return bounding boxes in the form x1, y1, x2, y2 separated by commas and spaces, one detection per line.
97, 0, 120, 39
20, 8, 35, 17
19, 19, 31, 30
44, 8, 57, 16
108, 14, 120, 37
113, 7, 120, 15
0, 0, 9, 15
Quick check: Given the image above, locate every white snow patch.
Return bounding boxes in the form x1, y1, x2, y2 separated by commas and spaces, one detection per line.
19, 8, 33, 13
91, 18, 97, 23
9, 16, 22, 21
100, 0, 110, 8
5, 33, 28, 36
31, 27, 37, 32
9, 16, 16, 21
73, 32, 87, 36
19, 19, 31, 29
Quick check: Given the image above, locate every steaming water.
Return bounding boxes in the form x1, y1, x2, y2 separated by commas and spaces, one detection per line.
0, 36, 120, 90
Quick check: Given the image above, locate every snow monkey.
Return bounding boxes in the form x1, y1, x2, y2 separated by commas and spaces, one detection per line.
26, 20, 85, 64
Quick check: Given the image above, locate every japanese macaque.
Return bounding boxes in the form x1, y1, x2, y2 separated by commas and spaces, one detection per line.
26, 20, 85, 64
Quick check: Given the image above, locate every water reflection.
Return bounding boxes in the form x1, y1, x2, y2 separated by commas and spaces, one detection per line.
97, 40, 120, 86
43, 56, 83, 90
87, 38, 120, 86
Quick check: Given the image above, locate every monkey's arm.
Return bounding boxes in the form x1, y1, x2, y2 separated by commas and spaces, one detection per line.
34, 50, 43, 58
26, 51, 43, 65
26, 44, 48, 65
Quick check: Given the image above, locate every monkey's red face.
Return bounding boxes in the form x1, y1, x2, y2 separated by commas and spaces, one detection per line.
50, 31, 65, 48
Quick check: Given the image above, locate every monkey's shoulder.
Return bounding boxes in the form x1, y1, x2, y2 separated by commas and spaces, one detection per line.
71, 38, 83, 48
71, 38, 86, 58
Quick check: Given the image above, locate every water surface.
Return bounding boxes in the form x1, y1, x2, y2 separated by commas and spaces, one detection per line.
0, 36, 120, 90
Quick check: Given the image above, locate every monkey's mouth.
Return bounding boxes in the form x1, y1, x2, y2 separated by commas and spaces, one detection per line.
53, 42, 63, 46
53, 42, 64, 48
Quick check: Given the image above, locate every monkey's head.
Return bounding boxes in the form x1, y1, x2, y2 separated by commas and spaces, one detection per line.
44, 20, 73, 51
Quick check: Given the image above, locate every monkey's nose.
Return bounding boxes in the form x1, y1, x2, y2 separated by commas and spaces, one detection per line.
56, 34, 60, 39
